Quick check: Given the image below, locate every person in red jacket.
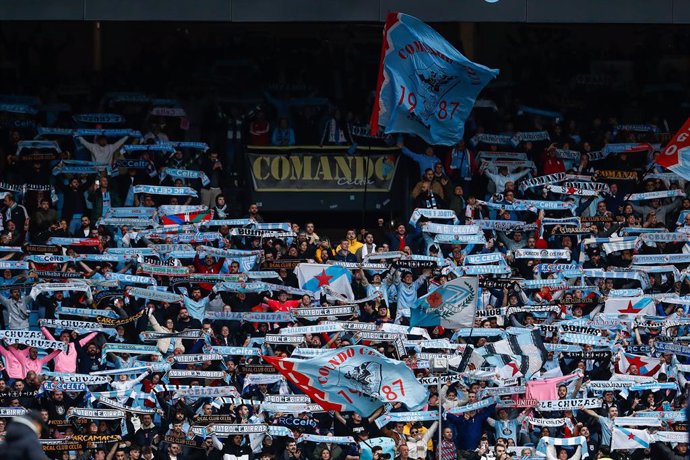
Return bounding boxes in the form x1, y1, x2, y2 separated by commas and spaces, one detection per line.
542, 144, 565, 175
262, 290, 300, 312
193, 248, 225, 291
249, 111, 271, 146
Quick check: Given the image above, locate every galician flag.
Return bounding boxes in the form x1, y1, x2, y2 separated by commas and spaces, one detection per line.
603, 296, 655, 316
616, 353, 663, 378
370, 12, 499, 146
264, 345, 428, 416
295, 263, 354, 301
411, 276, 478, 328
611, 427, 652, 451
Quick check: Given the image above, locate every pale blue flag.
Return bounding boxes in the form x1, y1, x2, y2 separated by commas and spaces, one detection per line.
371, 12, 499, 145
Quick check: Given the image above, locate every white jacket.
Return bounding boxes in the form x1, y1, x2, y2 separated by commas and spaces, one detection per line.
78, 136, 129, 165
148, 313, 185, 354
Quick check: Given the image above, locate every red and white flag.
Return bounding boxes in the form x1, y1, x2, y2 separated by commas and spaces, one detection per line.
616, 353, 662, 378
603, 296, 655, 316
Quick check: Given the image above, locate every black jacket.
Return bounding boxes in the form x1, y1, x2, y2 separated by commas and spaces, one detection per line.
0, 417, 49, 460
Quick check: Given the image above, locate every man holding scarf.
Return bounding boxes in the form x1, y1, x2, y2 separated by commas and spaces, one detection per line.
77, 134, 129, 166
199, 150, 223, 208
89, 176, 122, 220
1, 194, 28, 242
0, 280, 37, 330
446, 139, 476, 193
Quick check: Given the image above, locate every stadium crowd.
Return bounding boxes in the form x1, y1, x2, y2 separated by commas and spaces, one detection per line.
0, 62, 688, 460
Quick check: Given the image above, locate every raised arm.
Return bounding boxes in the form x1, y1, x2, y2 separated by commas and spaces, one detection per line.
367, 406, 385, 425
40, 348, 63, 365
7, 345, 25, 363
105, 439, 119, 460
78, 332, 99, 347
210, 431, 224, 451
512, 168, 532, 181
422, 421, 439, 442
77, 136, 97, 153
128, 369, 151, 388
148, 311, 167, 333
40, 326, 56, 341
0, 342, 11, 359
111, 136, 129, 152
401, 146, 424, 162
0, 294, 11, 308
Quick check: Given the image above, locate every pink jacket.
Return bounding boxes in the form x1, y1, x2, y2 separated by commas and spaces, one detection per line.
41, 328, 98, 373
9, 346, 61, 379
0, 346, 29, 379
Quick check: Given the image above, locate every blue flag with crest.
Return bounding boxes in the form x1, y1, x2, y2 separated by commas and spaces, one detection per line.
265, 346, 428, 416
371, 12, 499, 146
411, 276, 478, 328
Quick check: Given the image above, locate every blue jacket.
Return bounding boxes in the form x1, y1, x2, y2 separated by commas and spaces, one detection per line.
445, 407, 494, 450
401, 147, 442, 174
0, 417, 49, 460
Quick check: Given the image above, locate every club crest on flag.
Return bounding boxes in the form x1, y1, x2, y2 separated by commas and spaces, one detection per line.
339, 362, 383, 396
370, 12, 499, 146
409, 62, 459, 127
412, 277, 478, 328
265, 346, 428, 416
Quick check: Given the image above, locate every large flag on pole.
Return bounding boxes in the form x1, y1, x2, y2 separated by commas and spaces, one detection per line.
370, 12, 499, 146
411, 276, 478, 328
655, 117, 690, 180
264, 345, 428, 416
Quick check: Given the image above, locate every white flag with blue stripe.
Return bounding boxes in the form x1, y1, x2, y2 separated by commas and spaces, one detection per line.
295, 263, 354, 301
611, 427, 652, 451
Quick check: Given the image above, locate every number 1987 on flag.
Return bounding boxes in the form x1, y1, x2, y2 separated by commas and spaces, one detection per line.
398, 85, 460, 120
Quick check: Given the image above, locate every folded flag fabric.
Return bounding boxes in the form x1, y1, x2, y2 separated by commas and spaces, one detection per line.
475, 330, 547, 379
655, 117, 690, 181
295, 263, 354, 301
536, 436, 589, 458
370, 12, 498, 146
411, 276, 478, 328
526, 373, 581, 401
495, 361, 523, 383
611, 427, 652, 451
160, 210, 213, 225
264, 345, 428, 416
616, 353, 662, 378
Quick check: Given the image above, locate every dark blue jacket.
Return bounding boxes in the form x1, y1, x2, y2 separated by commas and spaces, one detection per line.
0, 417, 49, 460
445, 406, 494, 451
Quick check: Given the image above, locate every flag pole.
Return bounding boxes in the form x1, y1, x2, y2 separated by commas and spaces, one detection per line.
361, 146, 369, 229
430, 356, 448, 460
437, 377, 442, 460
